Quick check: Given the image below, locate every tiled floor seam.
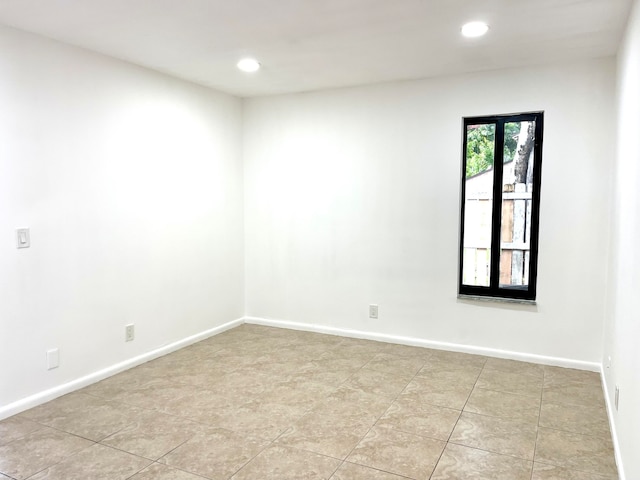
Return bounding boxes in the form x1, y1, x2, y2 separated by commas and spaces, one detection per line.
425, 359, 486, 479
21, 441, 98, 480
431, 443, 537, 480
33, 419, 125, 445
446, 360, 485, 440
222, 435, 275, 479
0, 423, 47, 448
339, 351, 432, 477
375, 423, 455, 443
536, 424, 615, 440
530, 368, 545, 480
532, 459, 617, 479
123, 461, 210, 480
483, 367, 543, 379
446, 437, 535, 462
443, 442, 529, 458
119, 457, 154, 480
452, 409, 534, 422
270, 442, 345, 464
473, 385, 543, 399
332, 461, 416, 480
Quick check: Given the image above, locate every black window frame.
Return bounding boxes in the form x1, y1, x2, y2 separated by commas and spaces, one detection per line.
458, 112, 544, 302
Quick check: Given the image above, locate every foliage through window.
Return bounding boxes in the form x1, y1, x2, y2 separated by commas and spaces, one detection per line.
458, 112, 544, 301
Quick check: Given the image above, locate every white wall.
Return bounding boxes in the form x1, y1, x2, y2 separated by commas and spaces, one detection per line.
0, 25, 244, 409
244, 59, 615, 364
603, 0, 640, 477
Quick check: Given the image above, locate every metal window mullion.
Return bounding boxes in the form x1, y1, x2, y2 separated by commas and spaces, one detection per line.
490, 120, 505, 292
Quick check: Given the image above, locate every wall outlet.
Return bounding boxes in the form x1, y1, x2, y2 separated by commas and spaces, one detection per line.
606, 355, 612, 369
46, 348, 59, 370
614, 385, 620, 411
125, 324, 135, 342
369, 304, 378, 319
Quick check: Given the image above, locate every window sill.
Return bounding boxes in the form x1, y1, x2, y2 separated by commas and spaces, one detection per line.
457, 294, 536, 306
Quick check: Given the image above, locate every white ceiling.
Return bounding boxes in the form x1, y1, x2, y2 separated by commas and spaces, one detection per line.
0, 0, 632, 97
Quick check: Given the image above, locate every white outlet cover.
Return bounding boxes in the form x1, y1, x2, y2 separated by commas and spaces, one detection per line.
125, 324, 135, 342
46, 348, 59, 370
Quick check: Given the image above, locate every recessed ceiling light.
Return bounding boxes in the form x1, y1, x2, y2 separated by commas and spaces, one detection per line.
237, 58, 260, 73
461, 21, 489, 38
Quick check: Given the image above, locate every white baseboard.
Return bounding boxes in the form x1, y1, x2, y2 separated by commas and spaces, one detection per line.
0, 317, 244, 420
244, 316, 601, 372
2, 314, 605, 421
601, 367, 625, 480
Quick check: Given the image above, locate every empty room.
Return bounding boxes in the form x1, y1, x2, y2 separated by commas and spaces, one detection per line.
0, 0, 638, 479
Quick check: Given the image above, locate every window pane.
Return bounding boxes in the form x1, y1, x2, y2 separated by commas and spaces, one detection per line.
499, 121, 535, 289
462, 124, 495, 287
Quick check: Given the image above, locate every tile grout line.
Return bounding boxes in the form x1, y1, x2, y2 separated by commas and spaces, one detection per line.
529, 366, 544, 480
336, 350, 433, 477
426, 357, 487, 479
19, 437, 98, 480
268, 338, 381, 474
223, 338, 377, 479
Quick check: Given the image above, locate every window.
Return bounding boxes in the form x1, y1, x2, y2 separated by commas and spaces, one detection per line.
458, 112, 544, 302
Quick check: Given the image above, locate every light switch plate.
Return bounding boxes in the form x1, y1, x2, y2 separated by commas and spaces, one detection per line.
16, 228, 30, 249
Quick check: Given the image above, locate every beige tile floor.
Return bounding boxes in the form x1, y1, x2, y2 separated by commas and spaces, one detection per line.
0, 324, 618, 480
